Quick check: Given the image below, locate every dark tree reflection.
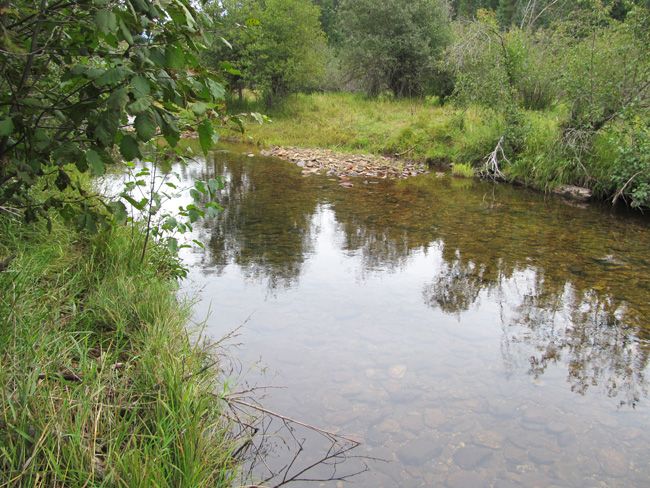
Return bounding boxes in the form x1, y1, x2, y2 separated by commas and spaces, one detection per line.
181, 147, 650, 404
187, 150, 320, 290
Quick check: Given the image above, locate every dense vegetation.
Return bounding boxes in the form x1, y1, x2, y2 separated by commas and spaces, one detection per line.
216, 0, 650, 208
0, 1, 239, 485
0, 209, 236, 486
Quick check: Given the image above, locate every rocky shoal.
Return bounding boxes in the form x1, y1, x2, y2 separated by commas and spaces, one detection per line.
260, 146, 428, 186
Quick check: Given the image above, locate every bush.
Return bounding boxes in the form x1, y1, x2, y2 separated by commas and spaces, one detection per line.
608, 117, 650, 208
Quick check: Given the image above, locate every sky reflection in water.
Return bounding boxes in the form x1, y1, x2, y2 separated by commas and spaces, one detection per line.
178, 145, 650, 487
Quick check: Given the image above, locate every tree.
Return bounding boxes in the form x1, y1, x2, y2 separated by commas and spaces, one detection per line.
337, 0, 452, 97
0, 0, 226, 226
314, 0, 342, 45
212, 0, 327, 106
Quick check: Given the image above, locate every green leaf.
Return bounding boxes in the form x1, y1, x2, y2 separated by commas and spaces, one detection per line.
197, 119, 213, 155
119, 135, 141, 160
94, 110, 120, 146
0, 117, 14, 137
128, 97, 151, 114
107, 87, 129, 110
86, 149, 105, 176
188, 208, 201, 223
190, 101, 209, 115
161, 114, 180, 147
109, 201, 128, 224
118, 19, 134, 44
206, 79, 226, 100
95, 10, 117, 35
95, 67, 132, 87
134, 111, 157, 141
165, 44, 186, 69
166, 237, 179, 254
132, 76, 150, 99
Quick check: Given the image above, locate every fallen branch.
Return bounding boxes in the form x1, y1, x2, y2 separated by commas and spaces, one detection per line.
227, 398, 360, 445
481, 136, 508, 180
612, 170, 643, 206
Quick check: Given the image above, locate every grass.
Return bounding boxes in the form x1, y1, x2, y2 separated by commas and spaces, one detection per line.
451, 162, 476, 178
231, 92, 622, 195
232, 92, 507, 165
0, 212, 238, 486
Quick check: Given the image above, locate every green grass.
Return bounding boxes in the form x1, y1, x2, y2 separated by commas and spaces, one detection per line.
451, 162, 476, 178
235, 93, 645, 200
0, 214, 238, 486
233, 92, 506, 165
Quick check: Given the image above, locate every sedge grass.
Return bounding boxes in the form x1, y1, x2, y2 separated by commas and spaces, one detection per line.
0, 215, 238, 487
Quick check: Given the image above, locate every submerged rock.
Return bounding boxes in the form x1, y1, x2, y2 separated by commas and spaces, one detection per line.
397, 438, 443, 465
452, 446, 493, 469
553, 185, 592, 202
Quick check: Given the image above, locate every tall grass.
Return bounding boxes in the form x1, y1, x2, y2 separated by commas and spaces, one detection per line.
0, 216, 237, 487
237, 92, 504, 165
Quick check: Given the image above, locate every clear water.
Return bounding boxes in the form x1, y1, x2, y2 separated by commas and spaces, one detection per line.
177, 144, 650, 487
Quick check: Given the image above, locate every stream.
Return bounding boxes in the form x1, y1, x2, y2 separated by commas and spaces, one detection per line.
175, 144, 650, 487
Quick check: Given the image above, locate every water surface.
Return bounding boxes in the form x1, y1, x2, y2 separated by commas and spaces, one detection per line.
179, 145, 650, 487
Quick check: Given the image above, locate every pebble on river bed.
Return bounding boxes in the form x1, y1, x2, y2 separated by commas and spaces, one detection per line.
261, 146, 428, 182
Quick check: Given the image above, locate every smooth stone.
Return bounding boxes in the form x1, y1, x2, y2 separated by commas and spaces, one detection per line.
453, 446, 493, 469
400, 412, 425, 433
546, 421, 568, 435
474, 430, 504, 449
522, 406, 548, 424
446, 471, 489, 488
397, 438, 443, 466
377, 418, 401, 434
424, 408, 446, 428
493, 479, 522, 488
528, 448, 556, 465
504, 444, 528, 465
557, 431, 576, 448
597, 448, 629, 477
389, 364, 408, 379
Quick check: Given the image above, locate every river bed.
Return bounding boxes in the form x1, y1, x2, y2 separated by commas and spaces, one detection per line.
176, 144, 650, 487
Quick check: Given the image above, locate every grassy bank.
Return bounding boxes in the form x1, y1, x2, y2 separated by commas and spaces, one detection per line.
234, 92, 637, 202
0, 213, 237, 486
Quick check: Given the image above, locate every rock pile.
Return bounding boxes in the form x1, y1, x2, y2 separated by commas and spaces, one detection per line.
261, 146, 428, 185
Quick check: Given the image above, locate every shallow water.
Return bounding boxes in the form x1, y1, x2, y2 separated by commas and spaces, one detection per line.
177, 144, 650, 487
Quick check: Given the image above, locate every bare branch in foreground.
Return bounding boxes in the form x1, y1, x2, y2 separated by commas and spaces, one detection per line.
481, 136, 508, 180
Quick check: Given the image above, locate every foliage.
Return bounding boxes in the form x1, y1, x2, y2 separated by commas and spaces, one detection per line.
116, 149, 224, 273
608, 116, 650, 208
0, 0, 226, 227
337, 0, 452, 97
446, 10, 556, 111
554, 7, 650, 133
208, 0, 327, 106
0, 213, 237, 486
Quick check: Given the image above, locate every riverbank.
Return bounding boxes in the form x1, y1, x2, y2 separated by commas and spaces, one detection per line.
262, 146, 428, 182
232, 92, 643, 206
0, 210, 237, 485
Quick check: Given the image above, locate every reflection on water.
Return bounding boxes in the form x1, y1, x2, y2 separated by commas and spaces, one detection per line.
178, 144, 650, 487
